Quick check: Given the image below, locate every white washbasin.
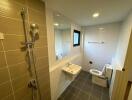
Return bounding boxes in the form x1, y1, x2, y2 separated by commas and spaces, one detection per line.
62, 64, 82, 75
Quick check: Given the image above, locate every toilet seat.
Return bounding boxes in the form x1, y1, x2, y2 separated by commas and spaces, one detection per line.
90, 69, 102, 76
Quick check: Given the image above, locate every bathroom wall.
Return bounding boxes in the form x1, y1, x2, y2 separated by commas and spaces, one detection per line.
109, 12, 132, 100
0, 0, 51, 100
128, 85, 132, 100
114, 12, 132, 69
82, 23, 120, 71
55, 29, 63, 57
55, 29, 71, 59
46, 9, 82, 100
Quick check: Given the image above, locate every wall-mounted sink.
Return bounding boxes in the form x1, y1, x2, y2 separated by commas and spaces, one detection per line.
62, 64, 82, 75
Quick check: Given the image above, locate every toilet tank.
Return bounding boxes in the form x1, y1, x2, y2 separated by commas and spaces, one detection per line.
105, 64, 113, 85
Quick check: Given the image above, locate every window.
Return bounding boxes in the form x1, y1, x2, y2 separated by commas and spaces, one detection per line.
73, 30, 80, 47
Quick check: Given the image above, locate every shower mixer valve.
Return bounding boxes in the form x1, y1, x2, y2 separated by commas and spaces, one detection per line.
28, 79, 37, 89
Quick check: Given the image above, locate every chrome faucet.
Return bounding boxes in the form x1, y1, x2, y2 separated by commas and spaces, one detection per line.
67, 62, 72, 66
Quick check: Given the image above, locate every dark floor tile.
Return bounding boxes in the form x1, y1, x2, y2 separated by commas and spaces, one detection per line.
60, 86, 72, 97
90, 95, 101, 100
68, 86, 80, 96
77, 91, 89, 100
102, 87, 109, 94
64, 92, 77, 100
79, 71, 87, 77
102, 94, 110, 100
72, 80, 84, 89
91, 88, 102, 97
93, 84, 103, 92
90, 85, 102, 100
81, 83, 92, 94
58, 96, 64, 100
58, 71, 109, 100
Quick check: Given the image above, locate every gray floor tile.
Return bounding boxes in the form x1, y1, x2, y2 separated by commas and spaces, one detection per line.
58, 71, 110, 100
77, 91, 89, 100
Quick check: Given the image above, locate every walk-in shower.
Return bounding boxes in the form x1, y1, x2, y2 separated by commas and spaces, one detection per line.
21, 8, 41, 100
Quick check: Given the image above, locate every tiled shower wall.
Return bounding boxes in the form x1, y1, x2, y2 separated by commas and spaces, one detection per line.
0, 0, 51, 100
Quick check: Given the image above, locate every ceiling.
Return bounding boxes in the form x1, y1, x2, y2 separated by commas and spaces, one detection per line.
53, 11, 71, 30
45, 0, 132, 26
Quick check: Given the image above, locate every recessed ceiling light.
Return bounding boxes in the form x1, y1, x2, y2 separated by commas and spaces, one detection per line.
99, 27, 104, 30
54, 23, 59, 26
56, 14, 60, 17
93, 13, 100, 18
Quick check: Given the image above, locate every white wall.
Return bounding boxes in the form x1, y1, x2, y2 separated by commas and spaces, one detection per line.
55, 29, 63, 56
114, 12, 132, 69
110, 12, 132, 100
82, 23, 120, 71
46, 8, 82, 100
62, 29, 71, 57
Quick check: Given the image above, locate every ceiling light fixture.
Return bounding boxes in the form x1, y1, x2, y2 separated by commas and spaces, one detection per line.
99, 27, 104, 30
56, 14, 60, 17
54, 23, 59, 26
93, 12, 100, 18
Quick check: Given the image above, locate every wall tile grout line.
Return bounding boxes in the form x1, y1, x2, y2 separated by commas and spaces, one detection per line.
0, 80, 10, 86
4, 34, 24, 37
1, 93, 14, 100
11, 73, 28, 82
8, 61, 26, 67
0, 66, 8, 70
0, 15, 23, 22
4, 34, 47, 38
1, 40, 16, 100
3, 46, 48, 53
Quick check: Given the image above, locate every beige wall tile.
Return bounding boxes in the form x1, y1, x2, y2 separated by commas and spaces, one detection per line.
39, 76, 50, 88
0, 41, 3, 51
35, 37, 48, 48
39, 73, 51, 100
0, 16, 25, 35
37, 67, 49, 79
9, 62, 28, 80
39, 24, 47, 37
0, 0, 26, 20
0, 52, 6, 68
6, 50, 26, 66
2, 94, 14, 100
14, 86, 32, 100
0, 82, 12, 99
34, 47, 48, 59
12, 74, 30, 91
27, 0, 45, 12
28, 8, 46, 25
0, 68, 10, 84
12, 0, 26, 5
0, 0, 50, 99
3, 35, 25, 51
41, 87, 51, 100
36, 57, 49, 70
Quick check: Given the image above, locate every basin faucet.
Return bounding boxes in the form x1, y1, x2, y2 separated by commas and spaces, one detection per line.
67, 63, 72, 66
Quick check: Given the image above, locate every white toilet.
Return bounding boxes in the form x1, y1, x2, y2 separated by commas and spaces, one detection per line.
90, 64, 112, 87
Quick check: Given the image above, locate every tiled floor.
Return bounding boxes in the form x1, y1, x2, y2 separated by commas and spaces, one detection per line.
58, 71, 110, 100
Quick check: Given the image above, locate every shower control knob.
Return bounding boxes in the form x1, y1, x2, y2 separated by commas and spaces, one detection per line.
28, 79, 37, 89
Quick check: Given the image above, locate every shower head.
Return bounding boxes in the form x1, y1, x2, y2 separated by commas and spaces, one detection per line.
30, 24, 39, 34
30, 24, 39, 42
21, 8, 26, 20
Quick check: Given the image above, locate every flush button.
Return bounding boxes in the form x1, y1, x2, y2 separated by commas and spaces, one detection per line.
0, 32, 4, 40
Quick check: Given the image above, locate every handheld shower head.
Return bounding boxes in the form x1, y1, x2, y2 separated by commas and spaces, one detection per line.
30, 24, 39, 42
30, 24, 39, 34
21, 8, 26, 20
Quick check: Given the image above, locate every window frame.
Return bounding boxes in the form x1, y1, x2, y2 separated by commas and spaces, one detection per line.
73, 30, 81, 47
